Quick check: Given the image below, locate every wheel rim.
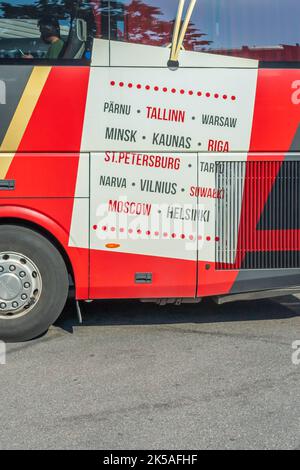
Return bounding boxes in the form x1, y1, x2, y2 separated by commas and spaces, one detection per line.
0, 252, 42, 319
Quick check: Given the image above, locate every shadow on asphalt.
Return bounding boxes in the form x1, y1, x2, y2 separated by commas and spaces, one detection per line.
54, 295, 300, 335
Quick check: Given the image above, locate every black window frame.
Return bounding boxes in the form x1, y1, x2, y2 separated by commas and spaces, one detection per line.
0, 0, 96, 65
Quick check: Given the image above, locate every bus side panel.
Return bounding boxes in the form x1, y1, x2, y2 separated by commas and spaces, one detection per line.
249, 69, 300, 153
1, 153, 83, 198
0, 198, 89, 298
87, 151, 198, 299
76, 62, 257, 299
89, 250, 196, 299
0, 66, 90, 298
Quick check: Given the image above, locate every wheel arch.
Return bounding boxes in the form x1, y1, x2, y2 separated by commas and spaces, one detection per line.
0, 206, 76, 293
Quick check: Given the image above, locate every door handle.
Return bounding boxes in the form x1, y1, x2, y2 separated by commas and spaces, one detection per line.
0, 180, 15, 190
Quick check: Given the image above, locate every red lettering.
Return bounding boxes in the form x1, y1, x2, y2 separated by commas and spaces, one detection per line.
108, 200, 152, 216
207, 140, 229, 153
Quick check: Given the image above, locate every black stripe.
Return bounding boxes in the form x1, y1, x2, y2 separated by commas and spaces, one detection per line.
259, 61, 300, 69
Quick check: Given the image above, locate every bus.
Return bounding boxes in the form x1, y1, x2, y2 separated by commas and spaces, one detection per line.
0, 0, 299, 342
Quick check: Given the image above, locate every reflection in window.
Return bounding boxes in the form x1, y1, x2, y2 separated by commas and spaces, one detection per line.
194, 0, 300, 62
104, 0, 210, 50
2, 1, 299, 62
105, 0, 300, 62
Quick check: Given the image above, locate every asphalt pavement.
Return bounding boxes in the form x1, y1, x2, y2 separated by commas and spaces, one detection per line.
0, 296, 299, 450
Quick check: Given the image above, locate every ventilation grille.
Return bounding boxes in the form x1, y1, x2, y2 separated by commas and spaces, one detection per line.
216, 161, 300, 270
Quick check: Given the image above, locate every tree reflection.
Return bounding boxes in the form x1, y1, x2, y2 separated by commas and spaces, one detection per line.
123, 0, 212, 50
0, 1, 77, 19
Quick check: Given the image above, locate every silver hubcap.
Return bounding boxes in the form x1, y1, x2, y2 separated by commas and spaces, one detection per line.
0, 252, 42, 319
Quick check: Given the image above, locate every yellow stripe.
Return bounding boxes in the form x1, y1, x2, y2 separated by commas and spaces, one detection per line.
0, 66, 51, 179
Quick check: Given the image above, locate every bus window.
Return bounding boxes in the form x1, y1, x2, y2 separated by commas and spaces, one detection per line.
192, 0, 300, 63
0, 0, 97, 61
105, 0, 206, 49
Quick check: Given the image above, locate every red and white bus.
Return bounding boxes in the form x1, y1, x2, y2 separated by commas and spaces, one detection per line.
0, 0, 299, 341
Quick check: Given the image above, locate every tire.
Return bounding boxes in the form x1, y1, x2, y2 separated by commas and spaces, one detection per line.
0, 225, 69, 342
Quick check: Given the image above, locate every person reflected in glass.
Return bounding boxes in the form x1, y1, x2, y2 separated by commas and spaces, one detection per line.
23, 16, 64, 59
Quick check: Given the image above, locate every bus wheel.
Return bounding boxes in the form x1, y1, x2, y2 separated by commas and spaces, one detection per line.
0, 225, 69, 342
